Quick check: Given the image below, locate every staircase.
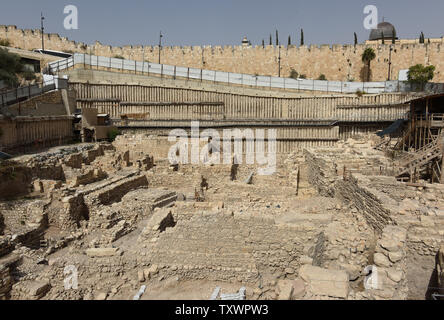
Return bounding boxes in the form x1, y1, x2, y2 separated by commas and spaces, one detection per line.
396, 136, 443, 179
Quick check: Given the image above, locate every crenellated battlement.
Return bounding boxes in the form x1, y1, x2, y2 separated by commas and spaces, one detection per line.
1, 25, 443, 81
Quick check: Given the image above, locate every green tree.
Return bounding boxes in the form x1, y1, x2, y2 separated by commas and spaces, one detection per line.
361, 48, 376, 82
300, 29, 304, 46
317, 74, 327, 81
288, 35, 291, 46
289, 69, 298, 79
407, 64, 435, 90
354, 33, 358, 46
0, 48, 24, 88
269, 34, 272, 46
276, 30, 279, 46
392, 30, 396, 44
419, 32, 425, 44
262, 39, 265, 48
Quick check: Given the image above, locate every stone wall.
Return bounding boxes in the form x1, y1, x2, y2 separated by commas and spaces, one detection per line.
4, 89, 75, 117
368, 226, 408, 300
138, 205, 328, 283
1, 25, 444, 82
0, 264, 13, 300
335, 175, 396, 234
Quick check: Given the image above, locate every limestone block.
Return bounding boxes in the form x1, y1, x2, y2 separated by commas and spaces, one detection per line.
26, 280, 51, 299
292, 279, 306, 299
276, 280, 294, 300
386, 268, 403, 283
95, 292, 108, 300
86, 247, 121, 257
299, 265, 349, 299
388, 251, 403, 263
374, 253, 391, 268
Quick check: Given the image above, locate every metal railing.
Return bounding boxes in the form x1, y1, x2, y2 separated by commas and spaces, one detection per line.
0, 78, 68, 108
47, 53, 444, 94
414, 113, 444, 122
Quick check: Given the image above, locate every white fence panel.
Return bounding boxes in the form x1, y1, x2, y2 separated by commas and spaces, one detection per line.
202, 70, 215, 81
163, 65, 175, 76
230, 73, 242, 85
242, 74, 256, 86
46, 53, 443, 94
256, 76, 271, 88
271, 77, 285, 88
188, 68, 201, 80
176, 66, 189, 78
215, 71, 229, 83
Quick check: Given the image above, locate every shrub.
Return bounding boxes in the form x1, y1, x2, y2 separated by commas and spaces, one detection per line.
21, 70, 36, 81
317, 74, 327, 81
107, 128, 121, 142
407, 64, 435, 90
0, 48, 24, 88
299, 74, 307, 79
356, 90, 366, 97
289, 69, 299, 79
113, 55, 125, 60
0, 39, 11, 47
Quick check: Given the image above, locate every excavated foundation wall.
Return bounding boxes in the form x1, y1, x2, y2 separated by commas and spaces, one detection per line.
334, 175, 395, 234
139, 207, 328, 283
0, 264, 13, 300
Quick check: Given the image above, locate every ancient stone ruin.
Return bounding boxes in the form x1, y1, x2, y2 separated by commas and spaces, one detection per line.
0, 131, 443, 301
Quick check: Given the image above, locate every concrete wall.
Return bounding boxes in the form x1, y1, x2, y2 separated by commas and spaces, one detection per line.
1, 25, 443, 82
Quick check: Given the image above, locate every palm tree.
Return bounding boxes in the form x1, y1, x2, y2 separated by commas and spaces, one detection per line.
362, 48, 376, 82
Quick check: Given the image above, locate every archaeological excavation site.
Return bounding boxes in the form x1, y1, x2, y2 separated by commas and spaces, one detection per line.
1, 20, 444, 302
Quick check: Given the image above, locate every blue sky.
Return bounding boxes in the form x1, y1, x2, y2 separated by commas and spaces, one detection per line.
1, 0, 443, 47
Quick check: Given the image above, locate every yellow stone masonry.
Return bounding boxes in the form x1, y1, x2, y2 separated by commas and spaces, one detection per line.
1, 25, 443, 82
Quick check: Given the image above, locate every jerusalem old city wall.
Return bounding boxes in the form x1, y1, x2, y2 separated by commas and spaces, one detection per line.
1, 25, 444, 82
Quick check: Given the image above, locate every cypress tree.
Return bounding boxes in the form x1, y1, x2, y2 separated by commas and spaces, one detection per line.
354, 32, 358, 46
269, 34, 272, 46
300, 29, 304, 46
288, 35, 291, 46
276, 30, 279, 46
262, 39, 265, 48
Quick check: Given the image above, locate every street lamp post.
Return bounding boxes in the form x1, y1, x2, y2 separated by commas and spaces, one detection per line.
388, 45, 393, 81
41, 12, 45, 51
158, 31, 163, 64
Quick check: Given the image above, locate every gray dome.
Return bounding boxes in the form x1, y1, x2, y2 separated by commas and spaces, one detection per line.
369, 22, 397, 41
